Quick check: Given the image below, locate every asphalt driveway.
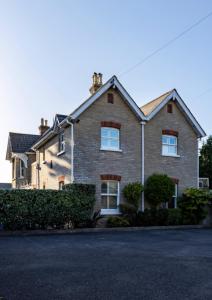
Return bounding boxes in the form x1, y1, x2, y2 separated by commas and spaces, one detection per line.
0, 229, 212, 300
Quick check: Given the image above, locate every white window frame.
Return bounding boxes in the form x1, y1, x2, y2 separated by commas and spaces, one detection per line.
19, 159, 24, 178
58, 132, 65, 155
162, 135, 179, 157
100, 127, 121, 152
172, 183, 178, 208
101, 180, 120, 215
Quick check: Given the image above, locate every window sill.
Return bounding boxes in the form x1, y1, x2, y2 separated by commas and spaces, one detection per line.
57, 150, 65, 157
100, 148, 123, 153
162, 154, 180, 158
101, 209, 121, 215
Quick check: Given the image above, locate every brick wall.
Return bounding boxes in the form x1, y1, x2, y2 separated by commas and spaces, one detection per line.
73, 88, 142, 210
144, 100, 198, 200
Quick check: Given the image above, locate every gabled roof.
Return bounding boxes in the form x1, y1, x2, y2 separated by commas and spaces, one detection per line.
56, 114, 67, 123
141, 90, 174, 116
6, 132, 40, 160
8, 132, 40, 153
67, 75, 147, 121
141, 89, 206, 138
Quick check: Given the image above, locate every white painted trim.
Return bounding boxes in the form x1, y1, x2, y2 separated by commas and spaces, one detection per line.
57, 150, 65, 157
70, 76, 147, 121
146, 90, 206, 138
32, 130, 55, 150
100, 209, 121, 215
162, 154, 181, 158
100, 148, 123, 153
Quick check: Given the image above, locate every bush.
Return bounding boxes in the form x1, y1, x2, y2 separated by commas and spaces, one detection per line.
137, 208, 182, 226
0, 188, 95, 230
178, 188, 208, 224
167, 208, 182, 225
145, 174, 175, 208
123, 182, 143, 210
107, 216, 130, 227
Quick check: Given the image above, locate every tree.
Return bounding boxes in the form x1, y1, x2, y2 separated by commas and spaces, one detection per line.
199, 136, 212, 189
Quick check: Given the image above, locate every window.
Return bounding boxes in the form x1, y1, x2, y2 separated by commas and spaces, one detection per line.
101, 181, 119, 214
167, 103, 173, 113
101, 127, 120, 150
19, 159, 24, 178
58, 132, 65, 153
167, 183, 178, 208
59, 181, 64, 190
162, 135, 177, 156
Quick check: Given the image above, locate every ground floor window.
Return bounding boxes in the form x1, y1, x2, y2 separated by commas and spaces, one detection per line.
101, 180, 119, 214
167, 183, 178, 208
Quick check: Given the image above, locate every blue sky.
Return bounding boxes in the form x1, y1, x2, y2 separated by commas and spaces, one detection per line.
0, 0, 212, 182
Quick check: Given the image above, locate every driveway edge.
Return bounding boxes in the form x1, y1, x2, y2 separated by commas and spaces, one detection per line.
0, 224, 211, 237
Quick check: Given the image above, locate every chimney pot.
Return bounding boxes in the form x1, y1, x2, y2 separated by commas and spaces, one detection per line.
39, 118, 50, 135
89, 72, 103, 94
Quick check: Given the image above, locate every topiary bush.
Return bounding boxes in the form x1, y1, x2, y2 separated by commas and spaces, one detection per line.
0, 188, 95, 230
107, 216, 130, 227
145, 174, 175, 208
178, 188, 208, 224
123, 182, 144, 210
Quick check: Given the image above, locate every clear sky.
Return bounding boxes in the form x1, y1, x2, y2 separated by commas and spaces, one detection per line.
0, 0, 212, 182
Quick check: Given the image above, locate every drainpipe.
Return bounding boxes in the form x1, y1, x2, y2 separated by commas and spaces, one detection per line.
141, 121, 146, 212
66, 118, 74, 183
197, 137, 200, 188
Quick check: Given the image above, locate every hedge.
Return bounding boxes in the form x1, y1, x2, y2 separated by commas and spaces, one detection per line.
0, 186, 95, 230
63, 183, 96, 196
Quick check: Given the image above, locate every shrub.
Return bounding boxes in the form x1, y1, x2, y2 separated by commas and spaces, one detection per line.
145, 174, 175, 208
0, 188, 95, 230
123, 182, 144, 210
178, 188, 208, 224
107, 216, 130, 227
167, 209, 183, 225
137, 208, 183, 226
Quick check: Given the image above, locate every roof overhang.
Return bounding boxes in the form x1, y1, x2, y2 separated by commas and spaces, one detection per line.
31, 130, 56, 150
146, 89, 206, 138
60, 75, 147, 124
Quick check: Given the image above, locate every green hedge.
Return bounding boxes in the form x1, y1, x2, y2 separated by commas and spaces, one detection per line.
63, 183, 96, 196
0, 188, 95, 230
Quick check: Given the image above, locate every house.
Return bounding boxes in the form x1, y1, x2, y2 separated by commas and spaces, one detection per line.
6, 73, 206, 213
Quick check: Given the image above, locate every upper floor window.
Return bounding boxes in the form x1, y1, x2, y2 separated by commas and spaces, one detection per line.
101, 127, 120, 151
162, 135, 177, 156
107, 93, 114, 104
19, 159, 24, 178
58, 132, 65, 154
59, 181, 64, 190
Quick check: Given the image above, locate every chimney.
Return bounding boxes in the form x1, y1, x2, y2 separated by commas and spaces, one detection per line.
39, 118, 50, 135
89, 72, 103, 94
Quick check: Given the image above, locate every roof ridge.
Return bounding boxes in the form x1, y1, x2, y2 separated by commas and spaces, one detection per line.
9, 132, 40, 136
141, 89, 175, 108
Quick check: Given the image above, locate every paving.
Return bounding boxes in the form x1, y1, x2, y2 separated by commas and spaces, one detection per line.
0, 229, 212, 300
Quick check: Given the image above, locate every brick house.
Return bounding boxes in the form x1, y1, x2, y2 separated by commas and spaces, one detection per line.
6, 73, 206, 213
